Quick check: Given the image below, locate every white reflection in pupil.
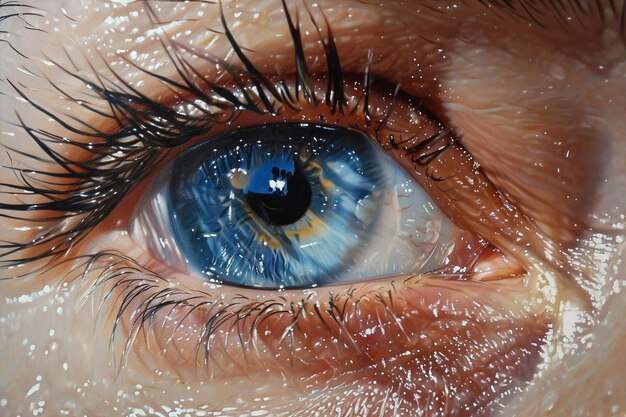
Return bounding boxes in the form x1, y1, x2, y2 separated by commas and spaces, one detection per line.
246, 160, 312, 226
269, 177, 285, 192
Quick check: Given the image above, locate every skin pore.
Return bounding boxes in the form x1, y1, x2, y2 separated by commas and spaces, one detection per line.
0, 0, 624, 416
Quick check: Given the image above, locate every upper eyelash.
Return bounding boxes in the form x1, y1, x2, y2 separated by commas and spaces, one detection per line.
0, 1, 451, 268
0, 2, 360, 267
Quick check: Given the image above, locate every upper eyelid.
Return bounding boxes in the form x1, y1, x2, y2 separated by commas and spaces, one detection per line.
2, 0, 596, 268
0, 2, 438, 268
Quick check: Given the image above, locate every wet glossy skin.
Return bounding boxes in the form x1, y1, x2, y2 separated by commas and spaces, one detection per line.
0, 1, 624, 416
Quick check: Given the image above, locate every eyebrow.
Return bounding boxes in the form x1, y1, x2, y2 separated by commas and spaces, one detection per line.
479, 0, 621, 30
174, 0, 619, 35
0, 1, 44, 54
1, 0, 617, 45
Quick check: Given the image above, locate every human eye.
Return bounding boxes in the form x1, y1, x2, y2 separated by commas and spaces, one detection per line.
0, 1, 624, 417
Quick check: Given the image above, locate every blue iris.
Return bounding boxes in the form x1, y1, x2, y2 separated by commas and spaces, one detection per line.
167, 123, 388, 288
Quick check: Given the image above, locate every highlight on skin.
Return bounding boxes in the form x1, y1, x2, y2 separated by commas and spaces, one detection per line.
0, 1, 624, 417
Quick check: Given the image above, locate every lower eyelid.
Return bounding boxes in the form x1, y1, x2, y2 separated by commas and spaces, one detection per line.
86, 250, 550, 413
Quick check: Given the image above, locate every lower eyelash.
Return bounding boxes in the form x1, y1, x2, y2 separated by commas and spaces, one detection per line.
64, 249, 399, 374
58, 248, 549, 417
58, 250, 325, 373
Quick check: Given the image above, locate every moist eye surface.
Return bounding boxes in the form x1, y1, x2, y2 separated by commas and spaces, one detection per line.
132, 122, 465, 288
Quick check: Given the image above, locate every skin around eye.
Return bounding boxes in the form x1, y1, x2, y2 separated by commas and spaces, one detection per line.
82, 65, 543, 414
0, 1, 624, 417
17, 4, 550, 416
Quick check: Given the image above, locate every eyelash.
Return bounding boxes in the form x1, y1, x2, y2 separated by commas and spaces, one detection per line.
2, 4, 553, 397
1, 1, 452, 268
61, 247, 456, 373
1, 1, 463, 367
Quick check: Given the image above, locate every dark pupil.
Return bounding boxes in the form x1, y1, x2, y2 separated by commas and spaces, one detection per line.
246, 164, 312, 226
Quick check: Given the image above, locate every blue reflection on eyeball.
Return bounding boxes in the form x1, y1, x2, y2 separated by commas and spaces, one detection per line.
132, 123, 460, 289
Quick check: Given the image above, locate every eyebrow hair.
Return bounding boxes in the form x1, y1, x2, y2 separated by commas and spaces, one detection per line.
223, 0, 620, 35
1, 0, 620, 43
0, 1, 44, 59
478, 0, 623, 30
